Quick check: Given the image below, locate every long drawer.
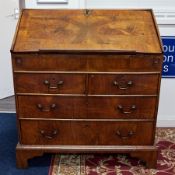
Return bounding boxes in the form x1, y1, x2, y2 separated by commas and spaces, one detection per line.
14, 73, 86, 94
20, 120, 154, 145
17, 95, 156, 119
12, 54, 162, 72
88, 74, 159, 95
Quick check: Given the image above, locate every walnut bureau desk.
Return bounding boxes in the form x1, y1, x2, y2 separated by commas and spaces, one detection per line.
11, 9, 163, 168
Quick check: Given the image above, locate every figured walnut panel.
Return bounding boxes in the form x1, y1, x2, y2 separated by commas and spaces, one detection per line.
12, 9, 162, 53
20, 120, 154, 145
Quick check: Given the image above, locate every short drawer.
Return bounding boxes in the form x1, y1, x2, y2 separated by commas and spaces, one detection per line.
87, 96, 156, 119
17, 96, 87, 118
20, 120, 154, 145
12, 54, 162, 72
14, 73, 86, 94
88, 74, 159, 95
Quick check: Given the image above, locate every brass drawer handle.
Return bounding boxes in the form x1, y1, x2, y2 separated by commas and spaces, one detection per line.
37, 103, 57, 112
43, 80, 64, 89
113, 80, 133, 90
117, 105, 136, 114
40, 129, 58, 140
116, 130, 134, 139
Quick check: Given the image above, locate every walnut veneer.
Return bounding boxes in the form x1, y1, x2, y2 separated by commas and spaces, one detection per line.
11, 9, 163, 168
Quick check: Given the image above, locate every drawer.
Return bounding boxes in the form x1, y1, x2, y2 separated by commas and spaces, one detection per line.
12, 54, 162, 72
17, 96, 87, 118
87, 96, 156, 119
20, 120, 154, 145
88, 74, 159, 95
17, 96, 156, 119
14, 73, 86, 94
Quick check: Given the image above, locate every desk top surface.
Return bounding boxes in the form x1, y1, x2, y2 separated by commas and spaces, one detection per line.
11, 9, 163, 54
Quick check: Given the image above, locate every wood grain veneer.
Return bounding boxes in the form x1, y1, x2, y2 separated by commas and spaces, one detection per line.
11, 9, 163, 168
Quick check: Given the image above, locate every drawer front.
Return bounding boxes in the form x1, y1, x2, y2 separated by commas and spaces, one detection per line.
17, 96, 156, 119
87, 96, 156, 119
14, 73, 86, 94
17, 96, 87, 118
20, 120, 154, 145
12, 54, 162, 72
88, 74, 159, 95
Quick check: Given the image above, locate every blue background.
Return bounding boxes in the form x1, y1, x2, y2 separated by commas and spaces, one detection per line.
161, 37, 175, 78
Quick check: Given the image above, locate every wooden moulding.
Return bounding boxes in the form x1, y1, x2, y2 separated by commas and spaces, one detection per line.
16, 143, 158, 169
